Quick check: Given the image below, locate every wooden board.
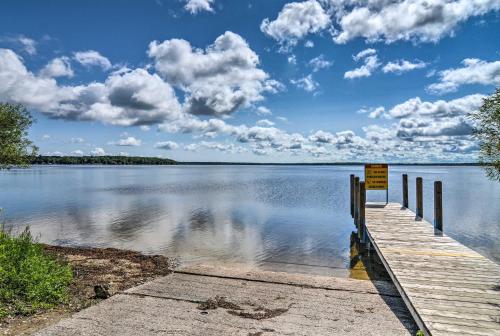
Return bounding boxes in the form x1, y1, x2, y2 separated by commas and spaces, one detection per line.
364, 203, 500, 336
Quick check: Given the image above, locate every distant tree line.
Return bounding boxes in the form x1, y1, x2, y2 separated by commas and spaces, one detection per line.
32, 155, 176, 165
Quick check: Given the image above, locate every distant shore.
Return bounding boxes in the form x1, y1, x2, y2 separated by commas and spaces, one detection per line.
30, 155, 482, 166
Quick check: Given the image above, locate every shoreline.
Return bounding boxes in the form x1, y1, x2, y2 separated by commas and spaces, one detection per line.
0, 245, 174, 336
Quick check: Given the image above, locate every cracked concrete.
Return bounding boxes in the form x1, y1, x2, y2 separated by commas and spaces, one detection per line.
34, 265, 418, 335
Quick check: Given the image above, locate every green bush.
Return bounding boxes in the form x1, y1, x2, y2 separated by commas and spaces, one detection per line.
0, 228, 72, 318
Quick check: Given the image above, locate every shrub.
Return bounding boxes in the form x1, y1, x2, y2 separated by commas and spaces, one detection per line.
0, 227, 72, 318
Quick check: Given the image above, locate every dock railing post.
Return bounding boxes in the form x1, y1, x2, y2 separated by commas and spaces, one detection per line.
350, 174, 355, 218
402, 174, 408, 208
434, 181, 443, 233
416, 177, 423, 219
354, 176, 360, 227
359, 181, 366, 243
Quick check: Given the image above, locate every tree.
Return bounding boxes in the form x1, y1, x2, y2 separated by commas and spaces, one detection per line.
0, 103, 38, 169
471, 89, 500, 181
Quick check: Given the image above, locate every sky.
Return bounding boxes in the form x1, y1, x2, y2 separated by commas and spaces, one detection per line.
0, 0, 499, 163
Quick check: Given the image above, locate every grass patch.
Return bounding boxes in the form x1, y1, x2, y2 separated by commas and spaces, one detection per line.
0, 227, 72, 318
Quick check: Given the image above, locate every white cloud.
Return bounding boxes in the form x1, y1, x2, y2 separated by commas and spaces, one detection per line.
41, 134, 51, 140
256, 106, 272, 115
308, 54, 333, 72
184, 0, 214, 14
71, 150, 84, 156
0, 49, 182, 126
74, 50, 112, 70
427, 58, 500, 94
344, 49, 380, 79
149, 31, 281, 116
331, 0, 500, 44
382, 59, 427, 74
288, 54, 297, 64
256, 119, 275, 127
90, 147, 106, 156
291, 74, 319, 92
155, 141, 179, 150
70, 137, 85, 143
304, 40, 314, 48
109, 136, 142, 147
39, 57, 74, 78
185, 141, 247, 153
140, 125, 151, 131
353, 48, 376, 61
17, 36, 37, 55
385, 94, 485, 119
260, 0, 330, 48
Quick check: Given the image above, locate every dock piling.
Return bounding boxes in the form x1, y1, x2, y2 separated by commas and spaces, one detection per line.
402, 174, 408, 208
434, 181, 443, 233
416, 177, 423, 219
354, 176, 360, 227
350, 174, 354, 218
359, 181, 366, 242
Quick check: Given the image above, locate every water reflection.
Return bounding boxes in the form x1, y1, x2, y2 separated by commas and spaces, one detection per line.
0, 165, 498, 278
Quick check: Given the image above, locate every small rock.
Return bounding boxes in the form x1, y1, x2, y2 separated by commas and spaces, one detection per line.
94, 284, 111, 299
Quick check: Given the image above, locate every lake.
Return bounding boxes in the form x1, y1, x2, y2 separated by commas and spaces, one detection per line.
1, 165, 499, 278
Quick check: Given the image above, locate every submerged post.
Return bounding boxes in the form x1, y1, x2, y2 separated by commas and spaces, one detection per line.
359, 181, 366, 242
350, 174, 355, 218
354, 176, 360, 227
402, 174, 408, 208
434, 181, 443, 233
416, 177, 423, 219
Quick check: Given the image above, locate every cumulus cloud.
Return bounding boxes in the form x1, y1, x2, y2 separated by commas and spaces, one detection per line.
427, 58, 500, 94
344, 49, 380, 79
0, 49, 182, 126
382, 59, 427, 74
155, 141, 179, 150
109, 136, 142, 147
385, 94, 485, 119
90, 147, 106, 156
184, 0, 214, 14
256, 106, 272, 115
331, 0, 500, 44
256, 119, 275, 127
39, 57, 74, 78
74, 50, 112, 70
0, 35, 37, 55
260, 0, 330, 49
308, 54, 333, 72
148, 32, 281, 116
185, 141, 247, 153
291, 74, 319, 92
71, 150, 84, 156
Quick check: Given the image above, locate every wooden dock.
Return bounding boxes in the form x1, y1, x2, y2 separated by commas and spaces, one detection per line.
364, 203, 500, 336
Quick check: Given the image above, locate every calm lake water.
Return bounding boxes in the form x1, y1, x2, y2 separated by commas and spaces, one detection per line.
1, 165, 499, 277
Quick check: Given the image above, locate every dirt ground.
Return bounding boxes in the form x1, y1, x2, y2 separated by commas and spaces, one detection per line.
0, 245, 174, 336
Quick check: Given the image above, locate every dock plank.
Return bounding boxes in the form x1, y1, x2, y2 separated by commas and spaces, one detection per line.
365, 203, 500, 336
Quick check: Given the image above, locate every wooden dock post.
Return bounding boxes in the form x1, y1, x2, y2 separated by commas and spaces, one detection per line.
359, 181, 366, 242
402, 174, 408, 208
350, 174, 355, 218
354, 176, 360, 227
434, 181, 443, 233
416, 177, 423, 219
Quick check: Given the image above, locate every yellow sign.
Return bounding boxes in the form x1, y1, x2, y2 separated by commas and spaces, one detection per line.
365, 164, 388, 190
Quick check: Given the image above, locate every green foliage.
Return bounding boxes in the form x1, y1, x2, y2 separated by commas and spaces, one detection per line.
416, 331, 425, 336
0, 103, 38, 169
32, 155, 176, 165
0, 227, 72, 318
471, 89, 500, 181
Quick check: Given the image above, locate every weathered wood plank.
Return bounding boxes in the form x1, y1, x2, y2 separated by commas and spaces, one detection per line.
365, 203, 500, 336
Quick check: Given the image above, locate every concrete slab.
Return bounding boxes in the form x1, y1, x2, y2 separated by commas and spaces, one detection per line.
35, 267, 418, 336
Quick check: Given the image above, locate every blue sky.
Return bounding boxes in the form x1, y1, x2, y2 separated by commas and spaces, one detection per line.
0, 0, 499, 162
